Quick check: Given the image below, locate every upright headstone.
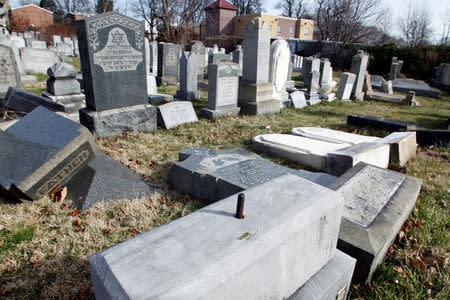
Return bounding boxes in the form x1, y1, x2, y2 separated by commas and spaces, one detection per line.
30, 40, 47, 49
238, 17, 280, 115
144, 38, 157, 94
52, 35, 61, 45
176, 51, 199, 100
76, 12, 156, 137
350, 50, 369, 101
300, 57, 319, 81
381, 80, 393, 94
269, 39, 290, 108
10, 35, 25, 49
304, 70, 320, 105
336, 72, 356, 101
232, 46, 243, 77
319, 58, 331, 86
72, 36, 79, 56
149, 40, 157, 75
389, 62, 399, 80
213, 44, 218, 53
0, 44, 21, 98
157, 42, 181, 85
186, 41, 205, 81
20, 48, 60, 74
286, 60, 295, 90
201, 61, 240, 118
56, 42, 73, 56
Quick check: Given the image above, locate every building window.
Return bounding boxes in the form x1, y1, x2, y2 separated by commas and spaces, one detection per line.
304, 28, 309, 36
278, 26, 281, 33
289, 27, 293, 35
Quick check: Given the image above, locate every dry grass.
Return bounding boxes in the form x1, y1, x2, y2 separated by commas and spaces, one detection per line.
1, 66, 449, 298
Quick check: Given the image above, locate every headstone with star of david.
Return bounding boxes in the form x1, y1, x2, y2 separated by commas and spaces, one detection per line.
75, 12, 157, 137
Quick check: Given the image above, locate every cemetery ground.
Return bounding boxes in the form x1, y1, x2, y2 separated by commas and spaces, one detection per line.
1, 62, 449, 299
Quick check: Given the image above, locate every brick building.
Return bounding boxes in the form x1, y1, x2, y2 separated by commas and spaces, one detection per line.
204, 0, 239, 49
11, 4, 53, 30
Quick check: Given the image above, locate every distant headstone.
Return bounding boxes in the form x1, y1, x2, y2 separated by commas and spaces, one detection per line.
30, 40, 46, 49
0, 44, 21, 98
347, 115, 422, 132
176, 51, 199, 100
157, 43, 181, 85
389, 62, 399, 80
169, 147, 336, 202
350, 50, 369, 101
269, 39, 290, 108
0, 107, 97, 201
432, 63, 450, 92
289, 91, 307, 109
149, 40, 157, 75
319, 58, 331, 86
56, 42, 73, 56
186, 41, 205, 80
10, 35, 25, 49
300, 57, 319, 81
157, 101, 198, 129
232, 46, 243, 77
76, 12, 156, 137
144, 38, 157, 94
304, 70, 320, 105
208, 52, 232, 65
380, 80, 393, 94
238, 17, 280, 115
201, 61, 240, 118
52, 35, 61, 45
337, 72, 356, 100
20, 48, 60, 74
329, 162, 422, 283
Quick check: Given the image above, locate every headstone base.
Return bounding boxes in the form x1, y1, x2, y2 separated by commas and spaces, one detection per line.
306, 94, 321, 105
42, 92, 85, 114
279, 92, 291, 108
176, 90, 200, 101
156, 76, 178, 86
239, 99, 281, 115
200, 106, 240, 119
352, 92, 365, 101
79, 104, 157, 137
321, 93, 336, 102
148, 94, 173, 104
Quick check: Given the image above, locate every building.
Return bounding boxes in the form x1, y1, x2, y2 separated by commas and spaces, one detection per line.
202, 0, 314, 49
64, 12, 91, 24
10, 4, 53, 30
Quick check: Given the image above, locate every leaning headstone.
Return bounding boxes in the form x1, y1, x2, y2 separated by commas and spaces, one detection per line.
0, 106, 97, 201
170, 147, 336, 202
0, 37, 26, 77
30, 40, 47, 49
186, 41, 205, 80
269, 39, 290, 108
232, 45, 243, 77
0, 44, 21, 98
20, 48, 60, 74
157, 42, 181, 85
238, 17, 280, 115
3, 86, 67, 113
350, 50, 369, 101
304, 70, 320, 105
397, 60, 403, 76
201, 61, 240, 118
336, 72, 355, 100
42, 62, 86, 114
89, 174, 344, 299
157, 101, 198, 129
289, 91, 307, 109
329, 162, 422, 283
176, 51, 199, 100
76, 12, 157, 137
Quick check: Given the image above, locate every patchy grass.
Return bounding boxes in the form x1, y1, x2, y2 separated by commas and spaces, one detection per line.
0, 73, 449, 298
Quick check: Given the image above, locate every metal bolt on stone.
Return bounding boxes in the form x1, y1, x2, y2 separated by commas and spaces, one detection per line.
235, 193, 245, 219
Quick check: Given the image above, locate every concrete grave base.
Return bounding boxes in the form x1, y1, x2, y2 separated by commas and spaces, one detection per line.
79, 104, 157, 137
89, 174, 343, 299
200, 106, 241, 119
238, 99, 281, 115
238, 82, 280, 115
329, 162, 422, 283
288, 250, 356, 300
42, 92, 85, 114
365, 91, 418, 106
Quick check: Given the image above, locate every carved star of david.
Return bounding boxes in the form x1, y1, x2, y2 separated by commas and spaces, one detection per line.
111, 29, 124, 46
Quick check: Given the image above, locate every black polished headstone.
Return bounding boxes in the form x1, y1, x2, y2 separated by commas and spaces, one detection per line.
347, 115, 422, 132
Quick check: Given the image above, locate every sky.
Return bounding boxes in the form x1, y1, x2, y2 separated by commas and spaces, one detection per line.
9, 0, 450, 43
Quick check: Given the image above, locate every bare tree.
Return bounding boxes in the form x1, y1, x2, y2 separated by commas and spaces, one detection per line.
275, 0, 308, 19
439, 7, 450, 46
232, 0, 263, 16
19, 0, 40, 5
398, 0, 433, 47
131, 0, 161, 40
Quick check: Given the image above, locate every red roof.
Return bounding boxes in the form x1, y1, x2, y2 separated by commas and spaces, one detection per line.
204, 0, 239, 11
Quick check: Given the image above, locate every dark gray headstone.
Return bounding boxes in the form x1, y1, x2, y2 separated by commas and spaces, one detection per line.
157, 43, 181, 85
47, 62, 77, 78
76, 12, 148, 112
232, 47, 243, 77
0, 44, 21, 98
347, 114, 422, 132
3, 87, 66, 113
392, 78, 440, 98
157, 101, 198, 129
169, 147, 336, 202
176, 52, 199, 100
0, 107, 97, 201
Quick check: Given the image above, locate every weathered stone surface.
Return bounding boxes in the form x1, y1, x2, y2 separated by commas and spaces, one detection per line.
201, 61, 240, 119
66, 152, 156, 211
232, 46, 243, 77
148, 93, 173, 104
350, 50, 369, 101
319, 58, 331, 86
329, 162, 422, 283
41, 92, 85, 113
30, 40, 47, 49
0, 107, 97, 201
79, 104, 157, 137
0, 44, 21, 98
288, 250, 356, 300
89, 174, 343, 299
157, 43, 181, 85
377, 132, 416, 166
52, 35, 61, 45
170, 147, 336, 202
381, 80, 393, 94
46, 78, 80, 96
238, 82, 280, 115
47, 62, 77, 78
20, 47, 61, 74
291, 127, 380, 145
157, 101, 198, 129
392, 78, 440, 98
176, 51, 199, 100
347, 114, 422, 132
365, 90, 418, 106
149, 40, 157, 75
76, 12, 148, 112
304, 70, 320, 105
370, 74, 386, 89
186, 41, 205, 80
300, 57, 319, 81
3, 87, 66, 113
269, 39, 290, 104
432, 63, 450, 92
290, 91, 307, 109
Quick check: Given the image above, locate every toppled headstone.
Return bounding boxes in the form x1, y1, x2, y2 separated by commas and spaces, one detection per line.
157, 43, 181, 85
66, 152, 155, 211
392, 78, 440, 98
336, 72, 355, 101
169, 147, 336, 202
347, 114, 422, 132
291, 127, 379, 145
238, 18, 280, 115
176, 51, 199, 100
42, 62, 85, 114
370, 74, 386, 89
76, 12, 157, 137
157, 101, 198, 129
3, 87, 66, 113
0, 107, 97, 201
365, 90, 418, 106
148, 93, 173, 104
89, 174, 343, 299
253, 133, 389, 176
329, 162, 422, 283
201, 61, 240, 118
289, 91, 307, 109
0, 43, 21, 98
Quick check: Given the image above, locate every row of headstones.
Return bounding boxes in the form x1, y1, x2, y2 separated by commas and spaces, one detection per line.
9, 32, 78, 56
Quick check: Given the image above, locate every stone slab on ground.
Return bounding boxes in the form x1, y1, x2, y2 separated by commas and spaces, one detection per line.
170, 148, 337, 202
66, 152, 156, 211
89, 174, 343, 299
291, 127, 380, 145
365, 91, 417, 106
79, 104, 157, 137
329, 162, 422, 283
414, 129, 450, 147
0, 107, 97, 200
392, 78, 440, 98
157, 101, 198, 129
3, 87, 66, 113
377, 132, 417, 166
347, 114, 422, 132
148, 94, 173, 104
288, 250, 356, 300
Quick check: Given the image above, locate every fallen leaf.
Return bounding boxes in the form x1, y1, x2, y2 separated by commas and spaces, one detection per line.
184, 194, 191, 201
33, 261, 43, 268
393, 266, 404, 274
60, 285, 67, 293
409, 256, 426, 271
73, 219, 82, 226
76, 288, 88, 300
70, 209, 82, 216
